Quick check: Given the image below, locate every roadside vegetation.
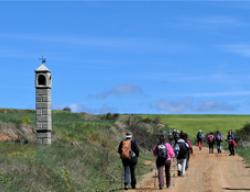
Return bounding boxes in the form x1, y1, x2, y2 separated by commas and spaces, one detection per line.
1, 109, 250, 191
236, 123, 250, 166
0, 109, 163, 192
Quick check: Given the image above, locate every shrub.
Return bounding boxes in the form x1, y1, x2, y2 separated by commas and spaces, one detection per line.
236, 123, 250, 141
62, 107, 71, 112
21, 116, 32, 125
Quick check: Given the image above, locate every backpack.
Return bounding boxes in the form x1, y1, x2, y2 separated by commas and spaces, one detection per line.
207, 135, 214, 144
157, 144, 168, 159
121, 140, 131, 160
175, 142, 188, 159
216, 134, 222, 141
197, 132, 202, 140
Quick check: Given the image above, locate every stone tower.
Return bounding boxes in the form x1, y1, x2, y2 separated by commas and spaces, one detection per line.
35, 61, 52, 144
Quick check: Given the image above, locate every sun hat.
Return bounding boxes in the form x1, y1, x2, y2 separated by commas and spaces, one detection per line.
125, 132, 132, 139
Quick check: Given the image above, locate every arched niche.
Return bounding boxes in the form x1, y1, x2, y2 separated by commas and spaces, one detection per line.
38, 74, 46, 86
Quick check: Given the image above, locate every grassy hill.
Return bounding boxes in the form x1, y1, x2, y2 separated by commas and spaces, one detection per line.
0, 109, 160, 192
1, 109, 250, 191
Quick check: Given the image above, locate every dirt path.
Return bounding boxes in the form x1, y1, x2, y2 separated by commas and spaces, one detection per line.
129, 146, 250, 192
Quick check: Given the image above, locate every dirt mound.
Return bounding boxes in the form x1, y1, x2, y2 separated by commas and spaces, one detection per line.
0, 122, 35, 143
0, 133, 12, 141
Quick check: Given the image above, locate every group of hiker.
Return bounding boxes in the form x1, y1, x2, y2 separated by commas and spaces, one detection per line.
152, 131, 193, 189
117, 130, 192, 190
117, 129, 237, 190
196, 129, 237, 156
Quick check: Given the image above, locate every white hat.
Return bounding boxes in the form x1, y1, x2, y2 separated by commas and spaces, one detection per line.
125, 132, 132, 139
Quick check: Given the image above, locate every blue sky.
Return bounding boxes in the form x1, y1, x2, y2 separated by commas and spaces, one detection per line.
1, 1, 250, 114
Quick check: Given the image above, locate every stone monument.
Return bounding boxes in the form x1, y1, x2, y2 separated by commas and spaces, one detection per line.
35, 58, 52, 144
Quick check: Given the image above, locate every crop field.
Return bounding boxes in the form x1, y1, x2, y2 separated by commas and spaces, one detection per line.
143, 114, 250, 139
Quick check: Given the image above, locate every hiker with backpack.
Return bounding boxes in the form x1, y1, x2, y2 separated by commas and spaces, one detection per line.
172, 129, 180, 145
207, 132, 215, 154
118, 132, 139, 190
215, 131, 223, 154
183, 133, 193, 170
227, 129, 236, 156
196, 130, 204, 150
174, 132, 189, 176
153, 133, 175, 190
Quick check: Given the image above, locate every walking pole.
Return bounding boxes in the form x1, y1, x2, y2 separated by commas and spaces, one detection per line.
137, 162, 142, 190
154, 162, 157, 189
153, 155, 159, 191
121, 167, 123, 190
154, 165, 158, 192
171, 157, 177, 187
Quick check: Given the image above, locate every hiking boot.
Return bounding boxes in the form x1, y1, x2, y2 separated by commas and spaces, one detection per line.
131, 185, 136, 189
124, 185, 129, 190
178, 170, 181, 176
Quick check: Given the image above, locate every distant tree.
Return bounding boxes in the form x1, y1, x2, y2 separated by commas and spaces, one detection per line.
113, 113, 120, 119
63, 107, 71, 112
105, 112, 112, 120
103, 112, 120, 120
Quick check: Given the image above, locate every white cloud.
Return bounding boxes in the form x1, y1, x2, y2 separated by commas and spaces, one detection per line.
93, 84, 143, 100
160, 90, 250, 98
134, 71, 249, 83
152, 98, 236, 113
193, 16, 244, 26
192, 91, 250, 97
152, 99, 193, 113
221, 44, 250, 57
172, 16, 246, 29
68, 103, 116, 114
195, 100, 235, 112
69, 103, 95, 113
0, 33, 187, 53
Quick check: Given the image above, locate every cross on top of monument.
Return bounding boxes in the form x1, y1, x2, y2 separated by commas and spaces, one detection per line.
40, 56, 47, 64
36, 56, 50, 72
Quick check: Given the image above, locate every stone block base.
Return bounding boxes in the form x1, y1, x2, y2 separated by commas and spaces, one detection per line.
37, 131, 51, 145
37, 138, 51, 145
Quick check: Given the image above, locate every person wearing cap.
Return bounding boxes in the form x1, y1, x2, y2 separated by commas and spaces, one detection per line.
118, 132, 139, 190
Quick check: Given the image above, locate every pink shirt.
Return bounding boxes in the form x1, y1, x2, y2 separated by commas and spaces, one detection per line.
153, 142, 175, 160
165, 143, 175, 160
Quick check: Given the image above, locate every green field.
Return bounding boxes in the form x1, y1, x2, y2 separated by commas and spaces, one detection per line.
143, 114, 250, 139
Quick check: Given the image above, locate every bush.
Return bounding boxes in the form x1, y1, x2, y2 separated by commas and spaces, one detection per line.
236, 123, 250, 142
124, 115, 168, 150
21, 116, 32, 125
100, 113, 120, 121
62, 107, 71, 112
